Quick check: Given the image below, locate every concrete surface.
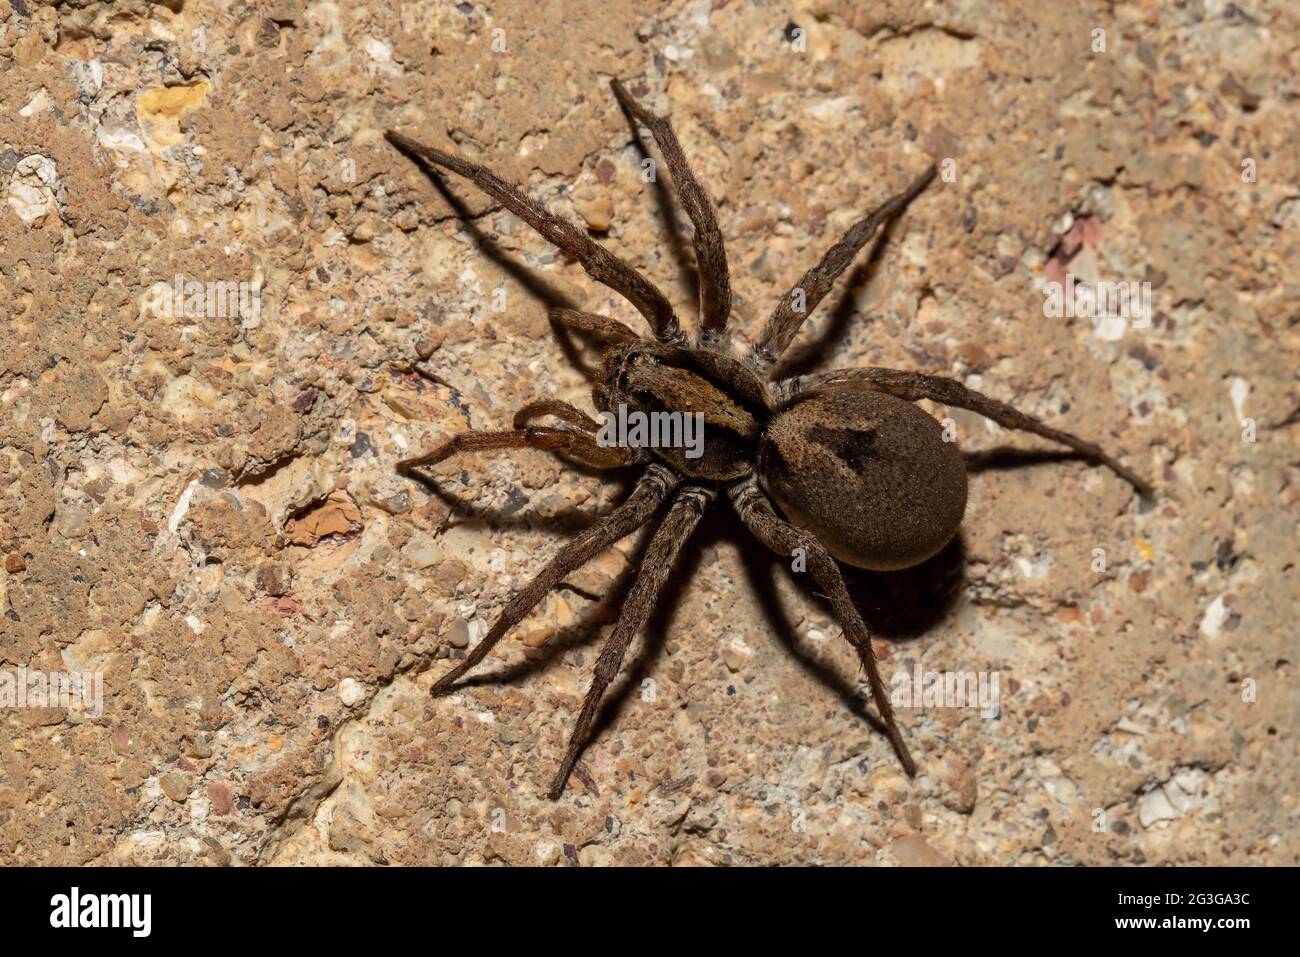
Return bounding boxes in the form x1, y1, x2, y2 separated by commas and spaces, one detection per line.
1, 0, 1296, 865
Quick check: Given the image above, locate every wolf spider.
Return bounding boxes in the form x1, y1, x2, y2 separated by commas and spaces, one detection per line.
386, 78, 1149, 799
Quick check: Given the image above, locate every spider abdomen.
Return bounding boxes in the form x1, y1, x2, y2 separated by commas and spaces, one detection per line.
757, 387, 967, 571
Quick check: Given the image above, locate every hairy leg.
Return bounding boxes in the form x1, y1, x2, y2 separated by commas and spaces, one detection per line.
752, 165, 936, 374
549, 306, 639, 344
397, 423, 637, 473
511, 400, 649, 469
387, 131, 683, 344
512, 399, 602, 432
550, 485, 713, 797
730, 478, 916, 776
610, 79, 732, 345
430, 465, 680, 696
795, 367, 1151, 495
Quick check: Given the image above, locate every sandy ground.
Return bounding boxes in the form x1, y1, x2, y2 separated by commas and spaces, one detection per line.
1, 0, 1297, 865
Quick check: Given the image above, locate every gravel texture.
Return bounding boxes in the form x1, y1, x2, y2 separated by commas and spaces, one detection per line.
1, 0, 1297, 866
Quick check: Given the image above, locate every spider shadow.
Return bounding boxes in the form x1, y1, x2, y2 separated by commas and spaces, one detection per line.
448, 538, 647, 693
773, 214, 905, 382
963, 445, 1093, 475
408, 163, 604, 381
578, 506, 709, 757
397, 132, 693, 385
402, 463, 644, 534
661, 449, 1089, 743
446, 494, 693, 721
584, 502, 968, 752
611, 88, 702, 317
735, 515, 965, 737
431, 444, 1090, 779
414, 166, 580, 312
444, 508, 706, 798
434, 495, 710, 787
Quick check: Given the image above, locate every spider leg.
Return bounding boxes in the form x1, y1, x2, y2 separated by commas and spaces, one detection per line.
795, 367, 1152, 496
386, 131, 684, 345
511, 400, 603, 433
729, 478, 917, 777
509, 400, 650, 468
610, 79, 732, 347
550, 485, 713, 798
398, 421, 642, 473
429, 464, 680, 696
752, 164, 936, 375
549, 306, 639, 345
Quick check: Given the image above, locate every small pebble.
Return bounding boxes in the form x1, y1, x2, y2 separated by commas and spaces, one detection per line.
447, 619, 471, 648
338, 677, 366, 707
160, 773, 189, 803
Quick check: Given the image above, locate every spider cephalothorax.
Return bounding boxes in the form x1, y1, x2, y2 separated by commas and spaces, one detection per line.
387, 78, 1150, 799
597, 340, 767, 481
